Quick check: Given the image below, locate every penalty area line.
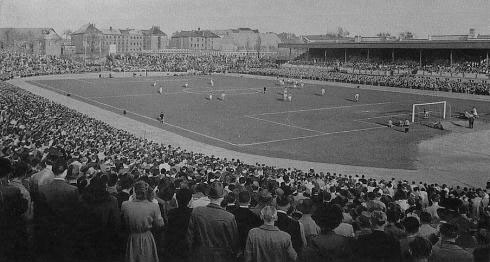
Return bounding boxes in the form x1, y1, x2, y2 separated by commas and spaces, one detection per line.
237, 126, 385, 147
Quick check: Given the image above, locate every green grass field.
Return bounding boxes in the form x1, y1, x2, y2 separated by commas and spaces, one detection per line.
29, 74, 490, 170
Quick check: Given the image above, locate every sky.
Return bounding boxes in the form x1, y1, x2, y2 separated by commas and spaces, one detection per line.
0, 0, 489, 38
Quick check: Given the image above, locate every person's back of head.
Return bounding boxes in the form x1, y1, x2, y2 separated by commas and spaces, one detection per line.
276, 194, 290, 210
13, 161, 28, 178
0, 157, 12, 178
52, 160, 67, 177
133, 180, 149, 201
312, 204, 343, 232
208, 181, 224, 201
260, 206, 278, 224
403, 216, 420, 235
420, 211, 432, 224
439, 222, 459, 241
409, 236, 432, 260
238, 190, 251, 205
299, 198, 314, 214
371, 210, 388, 230
176, 188, 192, 208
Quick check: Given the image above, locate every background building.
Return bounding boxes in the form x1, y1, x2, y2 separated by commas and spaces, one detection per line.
143, 26, 168, 51
212, 28, 281, 53
71, 23, 103, 57
169, 29, 219, 50
0, 28, 62, 56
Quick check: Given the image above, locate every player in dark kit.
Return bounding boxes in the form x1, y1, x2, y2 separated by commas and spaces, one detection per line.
263, 87, 267, 94
159, 112, 165, 124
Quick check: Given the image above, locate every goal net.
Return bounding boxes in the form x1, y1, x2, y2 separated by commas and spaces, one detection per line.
412, 101, 447, 123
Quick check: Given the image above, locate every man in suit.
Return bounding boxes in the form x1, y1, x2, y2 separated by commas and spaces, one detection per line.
116, 174, 133, 209
37, 159, 80, 261
0, 158, 29, 261
232, 191, 262, 256
354, 210, 401, 262
245, 206, 297, 262
165, 188, 193, 261
275, 194, 306, 255
187, 181, 239, 262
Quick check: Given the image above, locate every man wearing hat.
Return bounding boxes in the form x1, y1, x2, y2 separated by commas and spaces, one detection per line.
37, 159, 80, 261
275, 194, 306, 255
187, 181, 239, 262
354, 210, 401, 261
429, 222, 473, 262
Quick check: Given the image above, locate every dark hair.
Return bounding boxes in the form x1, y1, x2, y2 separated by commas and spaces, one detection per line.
440, 222, 459, 239
13, 161, 29, 178
208, 181, 224, 200
52, 160, 67, 176
420, 211, 432, 223
403, 217, 420, 234
298, 199, 314, 214
0, 157, 12, 178
313, 204, 343, 232
238, 191, 251, 204
276, 194, 290, 207
409, 237, 432, 259
176, 188, 192, 208
82, 175, 111, 204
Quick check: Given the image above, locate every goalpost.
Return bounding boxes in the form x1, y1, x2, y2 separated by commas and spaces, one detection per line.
412, 101, 447, 123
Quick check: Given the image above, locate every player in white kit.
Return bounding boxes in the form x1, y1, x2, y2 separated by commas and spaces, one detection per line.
354, 93, 359, 102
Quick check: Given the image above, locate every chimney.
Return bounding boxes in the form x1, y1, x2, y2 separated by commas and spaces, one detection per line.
110, 26, 113, 31
198, 27, 201, 31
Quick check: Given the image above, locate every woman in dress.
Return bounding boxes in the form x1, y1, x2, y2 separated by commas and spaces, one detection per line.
121, 180, 164, 262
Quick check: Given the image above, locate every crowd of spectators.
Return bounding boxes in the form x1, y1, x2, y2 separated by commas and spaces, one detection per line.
238, 66, 490, 95
0, 50, 97, 80
1, 72, 490, 262
291, 56, 490, 75
105, 54, 277, 73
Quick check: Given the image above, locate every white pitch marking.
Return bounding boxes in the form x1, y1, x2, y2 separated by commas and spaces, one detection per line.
88, 91, 186, 99
74, 79, 94, 84
237, 126, 385, 147
245, 115, 325, 134
250, 102, 395, 116
354, 113, 411, 121
30, 81, 239, 146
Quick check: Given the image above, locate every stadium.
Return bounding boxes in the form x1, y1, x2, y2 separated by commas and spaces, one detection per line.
1, 2, 490, 262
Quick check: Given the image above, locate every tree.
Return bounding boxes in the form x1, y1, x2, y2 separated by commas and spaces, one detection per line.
399, 31, 414, 40
336, 27, 350, 38
255, 35, 262, 58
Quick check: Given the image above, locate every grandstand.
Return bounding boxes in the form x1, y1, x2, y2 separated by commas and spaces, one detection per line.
1, 42, 490, 262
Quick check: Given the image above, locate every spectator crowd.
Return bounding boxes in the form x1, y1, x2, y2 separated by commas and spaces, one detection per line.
238, 66, 490, 95
1, 66, 490, 262
1, 48, 490, 261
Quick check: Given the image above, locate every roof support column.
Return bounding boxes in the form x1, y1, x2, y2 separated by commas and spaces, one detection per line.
344, 49, 347, 64
289, 48, 291, 61
324, 49, 327, 63
419, 50, 422, 67
391, 48, 395, 63
450, 50, 453, 66
486, 51, 488, 70
367, 49, 370, 61
307, 48, 310, 61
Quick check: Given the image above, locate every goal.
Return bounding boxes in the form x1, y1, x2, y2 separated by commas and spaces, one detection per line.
412, 101, 447, 123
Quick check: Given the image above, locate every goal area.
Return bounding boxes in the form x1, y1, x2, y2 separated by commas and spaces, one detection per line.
412, 101, 447, 123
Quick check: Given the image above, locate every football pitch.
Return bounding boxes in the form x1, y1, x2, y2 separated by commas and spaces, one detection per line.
28, 74, 490, 171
